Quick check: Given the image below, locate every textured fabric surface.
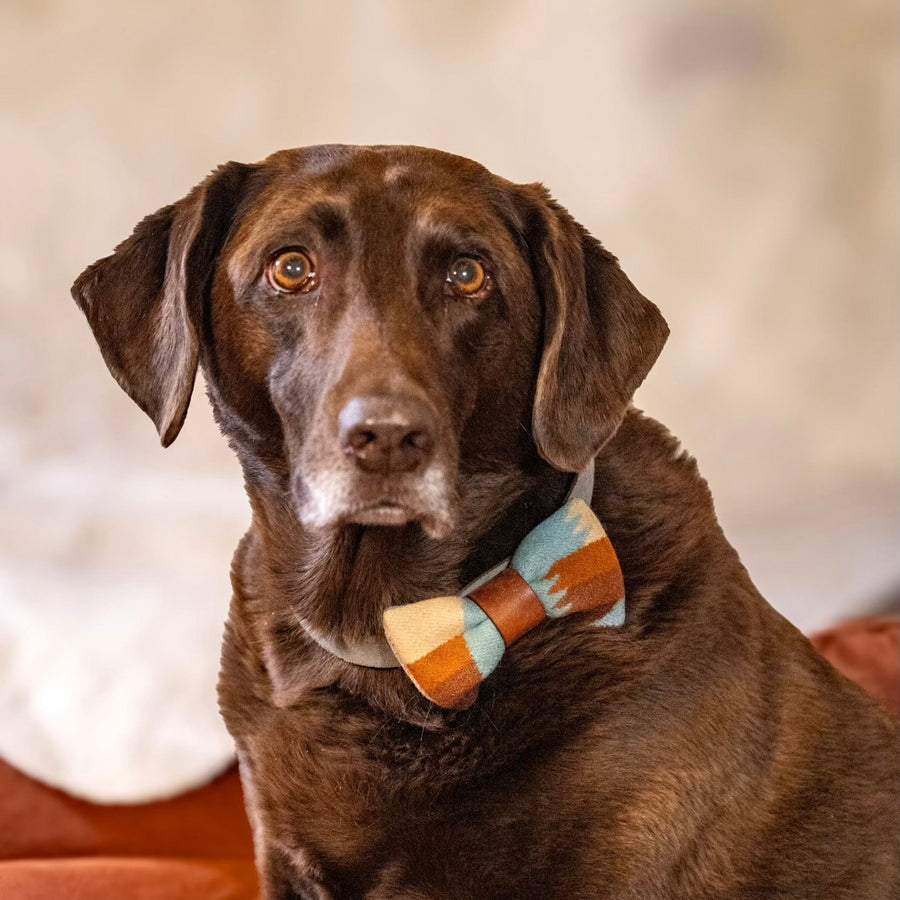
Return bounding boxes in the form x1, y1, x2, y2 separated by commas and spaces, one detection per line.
0, 859, 258, 900
0, 757, 256, 899
811, 617, 900, 714
383, 497, 625, 708
0, 616, 896, 898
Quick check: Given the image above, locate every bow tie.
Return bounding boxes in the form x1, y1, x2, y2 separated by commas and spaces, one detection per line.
383, 494, 625, 709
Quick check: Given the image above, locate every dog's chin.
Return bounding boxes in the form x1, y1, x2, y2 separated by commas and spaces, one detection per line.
295, 469, 459, 540
345, 503, 417, 528
341, 502, 455, 539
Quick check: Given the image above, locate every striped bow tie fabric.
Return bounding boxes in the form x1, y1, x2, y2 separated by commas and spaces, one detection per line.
382, 497, 625, 709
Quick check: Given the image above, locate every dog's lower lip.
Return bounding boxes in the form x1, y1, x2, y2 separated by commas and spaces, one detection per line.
347, 503, 415, 527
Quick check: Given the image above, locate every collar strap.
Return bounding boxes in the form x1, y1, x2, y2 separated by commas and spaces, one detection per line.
298, 461, 596, 670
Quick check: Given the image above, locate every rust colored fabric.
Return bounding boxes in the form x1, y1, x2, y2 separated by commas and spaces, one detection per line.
811, 616, 899, 715
0, 758, 256, 899
470, 568, 546, 644
0, 615, 895, 898
1, 858, 258, 900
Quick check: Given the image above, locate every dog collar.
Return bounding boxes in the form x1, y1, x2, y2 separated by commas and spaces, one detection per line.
299, 461, 602, 672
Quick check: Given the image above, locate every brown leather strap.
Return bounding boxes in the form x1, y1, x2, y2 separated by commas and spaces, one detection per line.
470, 568, 546, 646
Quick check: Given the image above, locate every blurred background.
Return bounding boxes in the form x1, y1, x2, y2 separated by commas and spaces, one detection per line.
0, 0, 897, 801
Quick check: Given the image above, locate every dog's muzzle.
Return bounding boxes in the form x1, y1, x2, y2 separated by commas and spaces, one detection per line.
294, 393, 458, 538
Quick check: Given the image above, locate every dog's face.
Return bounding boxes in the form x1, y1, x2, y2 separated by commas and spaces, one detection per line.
211, 148, 545, 539
72, 146, 667, 540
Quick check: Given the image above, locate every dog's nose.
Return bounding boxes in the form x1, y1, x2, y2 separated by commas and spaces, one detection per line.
338, 396, 436, 475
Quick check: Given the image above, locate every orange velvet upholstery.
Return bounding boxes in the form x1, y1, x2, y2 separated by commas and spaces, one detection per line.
1, 616, 896, 898
810, 616, 899, 714
0, 761, 256, 899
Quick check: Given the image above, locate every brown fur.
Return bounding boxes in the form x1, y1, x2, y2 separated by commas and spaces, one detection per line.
72, 145, 898, 899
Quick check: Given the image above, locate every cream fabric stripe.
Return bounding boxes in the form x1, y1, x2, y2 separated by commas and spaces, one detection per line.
565, 498, 607, 544
383, 596, 465, 662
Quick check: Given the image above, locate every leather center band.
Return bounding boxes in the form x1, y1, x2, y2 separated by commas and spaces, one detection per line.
469, 568, 546, 646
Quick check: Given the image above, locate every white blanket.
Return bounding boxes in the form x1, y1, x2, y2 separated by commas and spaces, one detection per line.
0, 446, 245, 804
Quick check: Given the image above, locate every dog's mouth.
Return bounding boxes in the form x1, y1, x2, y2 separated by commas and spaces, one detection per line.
296, 467, 459, 540
344, 501, 417, 528
339, 493, 457, 539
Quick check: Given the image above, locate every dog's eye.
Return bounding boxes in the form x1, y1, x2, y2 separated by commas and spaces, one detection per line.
447, 257, 487, 296
267, 249, 316, 293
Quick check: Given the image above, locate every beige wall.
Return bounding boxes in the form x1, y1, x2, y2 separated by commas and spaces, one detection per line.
2, 0, 897, 632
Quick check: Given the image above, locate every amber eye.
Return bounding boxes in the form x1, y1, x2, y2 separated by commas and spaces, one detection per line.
447, 256, 487, 296
267, 249, 316, 293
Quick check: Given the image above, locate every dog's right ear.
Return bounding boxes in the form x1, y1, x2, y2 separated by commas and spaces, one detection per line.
71, 162, 255, 446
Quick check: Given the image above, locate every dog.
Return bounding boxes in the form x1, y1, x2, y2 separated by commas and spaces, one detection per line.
72, 145, 898, 899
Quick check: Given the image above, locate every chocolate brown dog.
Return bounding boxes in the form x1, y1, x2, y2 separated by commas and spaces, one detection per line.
73, 145, 898, 899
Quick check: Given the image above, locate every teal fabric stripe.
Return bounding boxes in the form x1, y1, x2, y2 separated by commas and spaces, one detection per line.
592, 597, 625, 627
511, 500, 595, 616
462, 598, 505, 677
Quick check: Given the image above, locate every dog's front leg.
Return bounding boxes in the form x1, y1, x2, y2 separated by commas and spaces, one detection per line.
258, 843, 338, 900
237, 750, 338, 900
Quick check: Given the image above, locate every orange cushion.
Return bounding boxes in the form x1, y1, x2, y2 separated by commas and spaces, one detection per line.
810, 616, 899, 715
0, 758, 256, 898
0, 858, 258, 900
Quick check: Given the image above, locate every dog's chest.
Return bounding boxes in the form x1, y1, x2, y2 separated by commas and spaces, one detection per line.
239, 693, 603, 899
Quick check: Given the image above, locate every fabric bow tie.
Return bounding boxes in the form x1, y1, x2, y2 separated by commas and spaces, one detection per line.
382, 497, 625, 709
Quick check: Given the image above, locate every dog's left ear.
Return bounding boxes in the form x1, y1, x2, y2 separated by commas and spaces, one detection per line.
71, 162, 255, 446
516, 184, 669, 472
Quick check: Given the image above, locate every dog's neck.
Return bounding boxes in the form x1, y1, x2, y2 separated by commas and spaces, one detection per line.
249, 459, 573, 644
232, 412, 717, 721
297, 463, 594, 669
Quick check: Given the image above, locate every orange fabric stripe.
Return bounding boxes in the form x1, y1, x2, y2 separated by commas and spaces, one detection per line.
406, 635, 480, 707
554, 568, 625, 614
546, 538, 619, 596
424, 660, 482, 709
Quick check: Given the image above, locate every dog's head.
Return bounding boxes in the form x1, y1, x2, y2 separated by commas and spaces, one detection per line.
72, 146, 667, 539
